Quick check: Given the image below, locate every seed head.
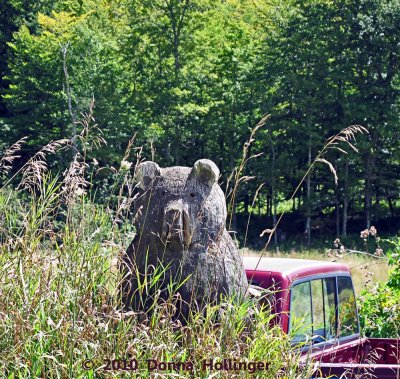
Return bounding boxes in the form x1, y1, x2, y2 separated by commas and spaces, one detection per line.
120, 160, 132, 171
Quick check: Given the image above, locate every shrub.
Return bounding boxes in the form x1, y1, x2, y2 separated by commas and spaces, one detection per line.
387, 237, 400, 290
359, 236, 400, 338
359, 284, 400, 338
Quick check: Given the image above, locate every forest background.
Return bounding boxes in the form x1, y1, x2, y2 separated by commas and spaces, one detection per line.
1, 2, 400, 376
1, 0, 400, 250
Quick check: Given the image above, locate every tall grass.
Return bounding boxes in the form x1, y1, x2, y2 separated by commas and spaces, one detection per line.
0, 180, 311, 378
0, 111, 315, 378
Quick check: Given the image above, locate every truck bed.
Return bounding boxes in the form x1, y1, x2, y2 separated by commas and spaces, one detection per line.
306, 337, 400, 378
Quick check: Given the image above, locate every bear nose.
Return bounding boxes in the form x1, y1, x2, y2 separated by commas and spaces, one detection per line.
163, 205, 191, 247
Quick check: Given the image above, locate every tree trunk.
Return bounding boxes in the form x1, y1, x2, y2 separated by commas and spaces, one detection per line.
305, 135, 312, 248
342, 157, 349, 237
388, 197, 394, 218
365, 155, 373, 229
173, 32, 180, 80
270, 135, 279, 253
335, 182, 340, 237
266, 188, 271, 218
61, 44, 77, 155
165, 0, 189, 82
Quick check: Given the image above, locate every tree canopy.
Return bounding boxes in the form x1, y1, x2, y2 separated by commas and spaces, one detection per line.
1, 0, 399, 247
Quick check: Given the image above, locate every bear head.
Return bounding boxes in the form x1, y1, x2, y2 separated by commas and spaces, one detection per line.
133, 159, 227, 257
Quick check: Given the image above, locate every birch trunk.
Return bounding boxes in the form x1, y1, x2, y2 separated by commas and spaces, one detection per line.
305, 135, 312, 248
342, 157, 349, 236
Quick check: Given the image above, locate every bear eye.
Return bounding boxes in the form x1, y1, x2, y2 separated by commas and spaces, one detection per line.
189, 192, 195, 198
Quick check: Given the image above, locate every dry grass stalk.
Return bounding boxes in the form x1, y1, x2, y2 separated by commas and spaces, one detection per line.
112, 134, 142, 227
62, 100, 107, 205
227, 114, 270, 229
0, 137, 28, 174
62, 153, 89, 204
74, 98, 106, 159
327, 124, 368, 153
315, 158, 338, 184
17, 139, 70, 192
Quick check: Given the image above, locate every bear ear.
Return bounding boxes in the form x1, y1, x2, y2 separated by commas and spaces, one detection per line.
135, 161, 161, 190
191, 159, 220, 186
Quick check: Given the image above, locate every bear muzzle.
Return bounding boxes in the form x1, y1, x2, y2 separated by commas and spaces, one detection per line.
162, 202, 192, 247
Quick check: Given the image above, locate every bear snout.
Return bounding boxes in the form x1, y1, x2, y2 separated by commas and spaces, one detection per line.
163, 202, 192, 247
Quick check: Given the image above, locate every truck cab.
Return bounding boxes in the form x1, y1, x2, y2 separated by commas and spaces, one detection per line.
243, 257, 400, 378
243, 257, 359, 346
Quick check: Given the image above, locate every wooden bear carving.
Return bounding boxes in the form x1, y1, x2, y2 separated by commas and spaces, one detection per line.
120, 159, 247, 318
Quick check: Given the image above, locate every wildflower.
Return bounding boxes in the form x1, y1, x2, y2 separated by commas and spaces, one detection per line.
334, 238, 340, 248
375, 248, 383, 256
360, 229, 369, 239
120, 160, 132, 171
369, 226, 377, 236
93, 158, 99, 166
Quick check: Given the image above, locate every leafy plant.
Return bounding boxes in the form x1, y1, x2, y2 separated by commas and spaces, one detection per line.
386, 237, 400, 290
359, 284, 400, 338
358, 235, 400, 338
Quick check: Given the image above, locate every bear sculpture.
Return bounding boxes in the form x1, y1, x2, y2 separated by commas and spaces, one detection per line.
120, 159, 247, 319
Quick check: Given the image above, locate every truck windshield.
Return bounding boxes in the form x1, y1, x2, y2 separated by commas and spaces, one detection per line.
290, 275, 358, 344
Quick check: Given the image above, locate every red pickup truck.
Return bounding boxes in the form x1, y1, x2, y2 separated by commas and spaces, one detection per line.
243, 257, 400, 379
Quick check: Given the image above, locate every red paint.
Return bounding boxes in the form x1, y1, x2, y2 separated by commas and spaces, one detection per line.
243, 257, 400, 378
244, 257, 350, 333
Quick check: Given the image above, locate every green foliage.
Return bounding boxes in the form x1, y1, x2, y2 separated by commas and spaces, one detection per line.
4, 7, 129, 149
1, 0, 400, 243
359, 284, 400, 338
359, 236, 400, 337
0, 0, 57, 115
387, 237, 400, 289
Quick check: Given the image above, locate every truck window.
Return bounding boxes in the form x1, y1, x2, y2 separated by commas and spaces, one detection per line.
311, 279, 325, 342
290, 277, 338, 345
323, 277, 337, 340
311, 278, 337, 343
290, 281, 312, 344
337, 276, 359, 337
